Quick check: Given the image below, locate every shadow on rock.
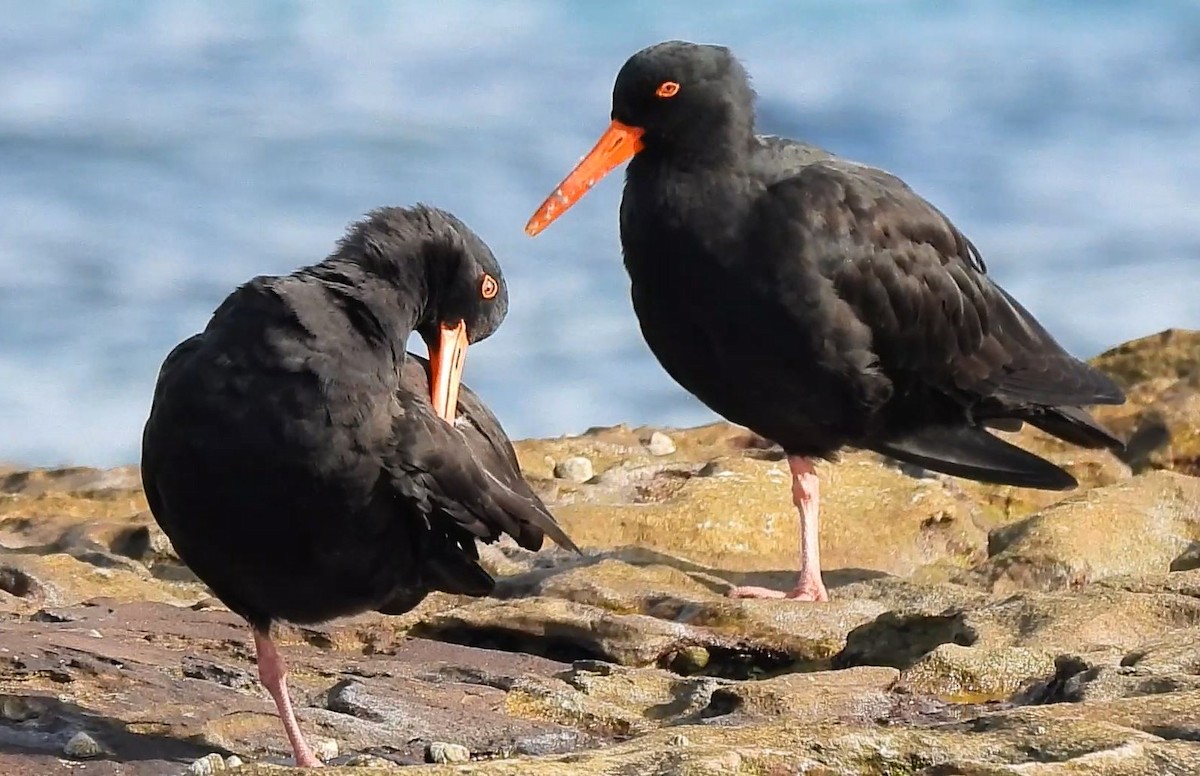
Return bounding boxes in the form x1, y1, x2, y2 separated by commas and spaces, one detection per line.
0, 695, 225, 769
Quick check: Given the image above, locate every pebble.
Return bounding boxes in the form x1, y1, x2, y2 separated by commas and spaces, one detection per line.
667, 733, 691, 747
1, 695, 38, 722
647, 431, 677, 456
186, 753, 227, 775
63, 730, 103, 759
313, 737, 339, 763
553, 456, 594, 483
427, 741, 471, 763
224, 755, 244, 769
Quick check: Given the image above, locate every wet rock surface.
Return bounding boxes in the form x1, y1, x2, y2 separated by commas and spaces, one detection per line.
1, 329, 1199, 774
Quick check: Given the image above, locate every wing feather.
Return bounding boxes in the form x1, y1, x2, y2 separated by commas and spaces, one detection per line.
383, 374, 578, 555
765, 160, 1123, 410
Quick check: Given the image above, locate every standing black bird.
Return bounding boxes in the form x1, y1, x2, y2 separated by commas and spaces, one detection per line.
142, 205, 577, 767
526, 41, 1123, 603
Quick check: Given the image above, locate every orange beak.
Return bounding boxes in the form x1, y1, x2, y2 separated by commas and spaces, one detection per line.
525, 119, 645, 237
429, 320, 469, 423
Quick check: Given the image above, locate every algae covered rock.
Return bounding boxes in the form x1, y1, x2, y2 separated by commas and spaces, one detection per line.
896, 643, 1055, 701
1090, 329, 1200, 477
976, 471, 1200, 592
1090, 328, 1200, 387
702, 665, 898, 722
3, 329, 1200, 775
522, 434, 989, 581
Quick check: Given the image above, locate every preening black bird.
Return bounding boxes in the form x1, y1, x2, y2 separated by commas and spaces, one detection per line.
526, 40, 1123, 602
142, 205, 577, 767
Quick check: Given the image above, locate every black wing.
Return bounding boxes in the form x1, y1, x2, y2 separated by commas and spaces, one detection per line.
386, 364, 578, 556
754, 159, 1124, 487
764, 159, 1124, 410
141, 333, 206, 527
400, 355, 527, 490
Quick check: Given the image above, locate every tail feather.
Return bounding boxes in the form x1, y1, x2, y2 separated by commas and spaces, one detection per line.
425, 549, 497, 596
1024, 406, 1126, 453
870, 425, 1077, 490
483, 469, 580, 554
990, 288, 1127, 406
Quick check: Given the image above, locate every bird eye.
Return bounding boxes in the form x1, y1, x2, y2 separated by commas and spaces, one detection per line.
480, 274, 499, 300
655, 81, 680, 99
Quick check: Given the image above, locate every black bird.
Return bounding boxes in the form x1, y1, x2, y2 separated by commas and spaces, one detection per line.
525, 41, 1123, 602
142, 205, 577, 767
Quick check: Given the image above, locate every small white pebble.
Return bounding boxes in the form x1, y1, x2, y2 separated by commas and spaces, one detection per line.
86, 629, 103, 639
63, 730, 103, 759
647, 431, 676, 456
428, 741, 471, 763
553, 456, 593, 483
224, 754, 244, 769
186, 752, 227, 775
667, 733, 690, 747
313, 738, 339, 763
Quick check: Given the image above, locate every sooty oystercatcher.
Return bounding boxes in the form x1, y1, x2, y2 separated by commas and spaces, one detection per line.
525, 41, 1122, 602
143, 205, 577, 766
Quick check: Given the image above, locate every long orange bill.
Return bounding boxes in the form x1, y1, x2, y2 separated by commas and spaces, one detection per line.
429, 320, 469, 423
525, 119, 645, 237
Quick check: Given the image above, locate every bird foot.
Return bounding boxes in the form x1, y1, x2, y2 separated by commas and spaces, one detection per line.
294, 752, 324, 769
727, 585, 788, 599
727, 581, 829, 602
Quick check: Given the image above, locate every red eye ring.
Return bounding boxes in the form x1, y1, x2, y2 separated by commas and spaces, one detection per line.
655, 81, 680, 98
480, 274, 499, 300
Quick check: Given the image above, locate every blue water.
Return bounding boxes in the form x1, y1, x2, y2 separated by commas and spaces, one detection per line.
2, 1, 1199, 467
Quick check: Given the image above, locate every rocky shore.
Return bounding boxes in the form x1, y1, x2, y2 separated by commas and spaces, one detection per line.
1, 329, 1198, 775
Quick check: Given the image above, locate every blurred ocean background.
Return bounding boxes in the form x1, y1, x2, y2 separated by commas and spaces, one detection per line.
1, 1, 1198, 467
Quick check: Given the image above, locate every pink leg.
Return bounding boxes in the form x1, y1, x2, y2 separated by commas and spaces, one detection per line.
253, 629, 323, 768
728, 455, 830, 602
